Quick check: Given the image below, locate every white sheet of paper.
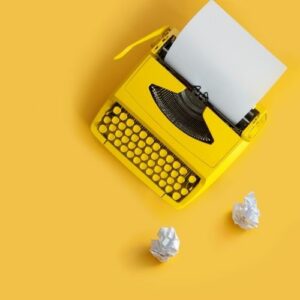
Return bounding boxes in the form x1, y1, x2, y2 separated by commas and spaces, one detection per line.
165, 0, 286, 124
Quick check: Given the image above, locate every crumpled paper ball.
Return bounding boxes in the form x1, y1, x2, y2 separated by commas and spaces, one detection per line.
232, 192, 260, 230
150, 227, 180, 262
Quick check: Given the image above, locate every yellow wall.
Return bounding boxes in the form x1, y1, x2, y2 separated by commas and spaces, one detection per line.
0, 0, 299, 299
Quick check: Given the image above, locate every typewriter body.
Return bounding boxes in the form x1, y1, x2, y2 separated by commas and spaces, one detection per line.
91, 26, 267, 209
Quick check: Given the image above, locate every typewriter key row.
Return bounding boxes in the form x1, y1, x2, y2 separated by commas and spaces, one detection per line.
98, 103, 200, 202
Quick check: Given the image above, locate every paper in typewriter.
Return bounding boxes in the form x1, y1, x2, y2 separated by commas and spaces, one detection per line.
165, 1, 286, 125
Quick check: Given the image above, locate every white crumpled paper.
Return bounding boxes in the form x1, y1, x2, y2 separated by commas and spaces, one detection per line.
150, 227, 180, 262
232, 192, 260, 230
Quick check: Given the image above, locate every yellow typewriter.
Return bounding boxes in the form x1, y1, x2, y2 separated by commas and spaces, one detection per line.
91, 1, 286, 208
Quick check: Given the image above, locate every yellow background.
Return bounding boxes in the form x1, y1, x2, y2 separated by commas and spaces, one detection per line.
1, 0, 299, 299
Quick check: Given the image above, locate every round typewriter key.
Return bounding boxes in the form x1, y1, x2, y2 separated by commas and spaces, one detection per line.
120, 112, 128, 121
98, 124, 107, 134
133, 157, 140, 164
118, 122, 126, 130
134, 148, 142, 156
152, 174, 160, 182
148, 160, 155, 167
146, 168, 153, 176
114, 139, 121, 147
174, 183, 181, 191
103, 116, 111, 124
179, 167, 188, 175
171, 170, 178, 178
126, 118, 134, 127
172, 192, 181, 201
121, 136, 129, 144
188, 175, 197, 184
140, 162, 147, 170
126, 151, 134, 159
167, 177, 174, 185
164, 164, 172, 172
157, 158, 165, 167
109, 124, 116, 132
181, 188, 188, 196
159, 149, 167, 157
166, 155, 174, 163
113, 106, 121, 115
177, 176, 185, 184
128, 142, 136, 150
120, 145, 128, 153
160, 171, 168, 179
125, 128, 132, 136
159, 180, 166, 188
133, 124, 141, 133
144, 146, 152, 155
112, 116, 119, 125
154, 166, 162, 173
141, 154, 148, 161
173, 161, 181, 169
115, 130, 122, 138
138, 140, 145, 148
146, 137, 154, 145
151, 152, 159, 160
131, 134, 139, 142
152, 142, 161, 151
108, 133, 115, 141
165, 185, 173, 193
139, 130, 147, 139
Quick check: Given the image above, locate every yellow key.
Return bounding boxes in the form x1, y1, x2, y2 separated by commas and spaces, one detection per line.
131, 134, 139, 142
108, 133, 115, 141
181, 188, 188, 196
164, 164, 172, 172
146, 168, 153, 176
128, 142, 136, 150
160, 171, 168, 179
126, 118, 134, 127
152, 142, 161, 151
99, 124, 107, 134
112, 116, 119, 125
159, 149, 167, 157
138, 140, 145, 148
103, 116, 111, 124
134, 148, 142, 156
154, 166, 162, 173
140, 162, 147, 170
139, 130, 147, 139
118, 122, 126, 130
144, 146, 152, 154
172, 192, 181, 201
146, 137, 154, 145
133, 157, 140, 164
126, 151, 134, 159
177, 176, 185, 184
179, 167, 188, 175
157, 158, 165, 166
120, 145, 128, 153
171, 170, 178, 178
166, 155, 174, 163
120, 112, 128, 121
188, 175, 197, 184
174, 183, 181, 191
151, 152, 159, 160
159, 180, 166, 188
133, 125, 141, 133
113, 106, 121, 115
167, 177, 174, 185
173, 161, 181, 169
114, 139, 121, 147
141, 154, 148, 161
148, 160, 155, 167
109, 124, 116, 132
165, 185, 173, 193
115, 130, 122, 138
121, 136, 129, 144
125, 128, 132, 136
152, 174, 160, 182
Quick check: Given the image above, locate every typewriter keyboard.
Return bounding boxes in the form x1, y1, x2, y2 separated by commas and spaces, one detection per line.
97, 103, 200, 202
